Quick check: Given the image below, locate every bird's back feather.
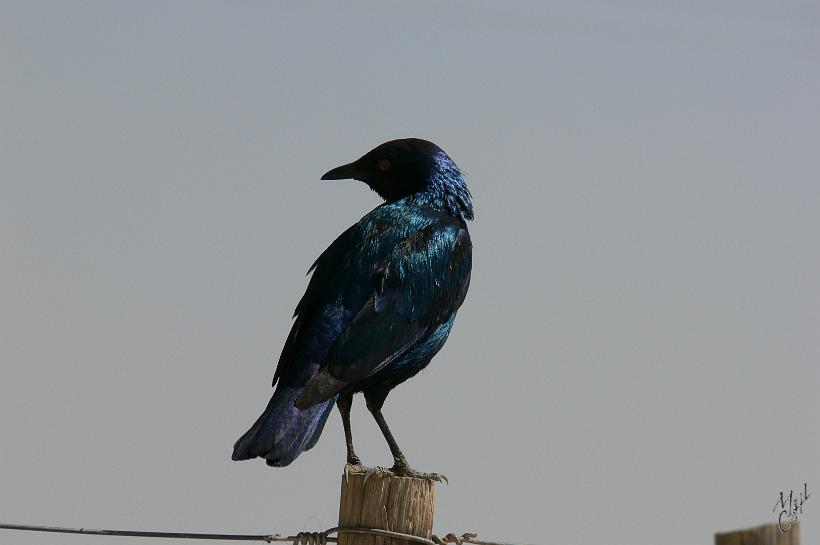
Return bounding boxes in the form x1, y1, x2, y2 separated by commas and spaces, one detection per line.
291, 204, 472, 407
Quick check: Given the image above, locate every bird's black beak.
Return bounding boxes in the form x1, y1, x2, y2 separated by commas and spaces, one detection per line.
321, 161, 360, 181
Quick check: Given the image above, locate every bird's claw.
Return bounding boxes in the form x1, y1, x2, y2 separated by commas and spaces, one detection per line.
344, 462, 363, 483
412, 471, 447, 484
389, 464, 448, 484
354, 464, 447, 484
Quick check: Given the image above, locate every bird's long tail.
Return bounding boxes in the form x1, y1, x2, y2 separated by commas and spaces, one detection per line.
232, 384, 336, 467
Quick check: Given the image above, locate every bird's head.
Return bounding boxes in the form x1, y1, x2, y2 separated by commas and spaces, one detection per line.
321, 138, 473, 220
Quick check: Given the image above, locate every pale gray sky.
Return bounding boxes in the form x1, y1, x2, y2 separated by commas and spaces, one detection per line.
1, 2, 818, 545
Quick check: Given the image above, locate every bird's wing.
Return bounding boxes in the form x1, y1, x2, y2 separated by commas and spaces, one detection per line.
295, 218, 471, 404
271, 222, 364, 387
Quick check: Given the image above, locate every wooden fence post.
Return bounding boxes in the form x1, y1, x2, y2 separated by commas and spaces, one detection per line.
338, 466, 437, 545
715, 522, 800, 545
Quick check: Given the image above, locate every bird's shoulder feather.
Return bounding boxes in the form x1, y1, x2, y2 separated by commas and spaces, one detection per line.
323, 209, 471, 384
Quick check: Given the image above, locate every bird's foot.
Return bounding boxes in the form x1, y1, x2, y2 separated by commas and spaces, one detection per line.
343, 460, 364, 482
352, 464, 448, 484
389, 462, 448, 484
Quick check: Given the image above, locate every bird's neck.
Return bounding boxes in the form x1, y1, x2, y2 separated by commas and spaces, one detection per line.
411, 155, 474, 221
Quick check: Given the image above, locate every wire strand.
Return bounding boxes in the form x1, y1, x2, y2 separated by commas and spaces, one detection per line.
0, 522, 526, 545
0, 523, 286, 542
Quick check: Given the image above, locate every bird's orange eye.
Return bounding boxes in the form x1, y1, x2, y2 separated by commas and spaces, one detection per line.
378, 159, 392, 172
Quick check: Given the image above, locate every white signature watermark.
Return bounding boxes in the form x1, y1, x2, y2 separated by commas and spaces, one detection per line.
772, 483, 810, 533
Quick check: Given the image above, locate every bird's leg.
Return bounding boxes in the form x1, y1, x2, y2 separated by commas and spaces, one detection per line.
369, 404, 409, 470
336, 394, 361, 466
366, 397, 447, 483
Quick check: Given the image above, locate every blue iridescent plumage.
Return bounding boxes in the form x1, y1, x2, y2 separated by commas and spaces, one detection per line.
232, 139, 473, 475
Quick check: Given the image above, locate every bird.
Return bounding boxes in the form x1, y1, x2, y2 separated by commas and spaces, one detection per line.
231, 138, 473, 479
